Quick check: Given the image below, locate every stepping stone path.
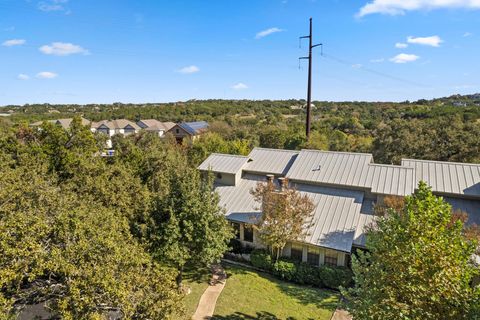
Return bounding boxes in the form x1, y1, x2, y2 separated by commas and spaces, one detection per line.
192, 265, 227, 320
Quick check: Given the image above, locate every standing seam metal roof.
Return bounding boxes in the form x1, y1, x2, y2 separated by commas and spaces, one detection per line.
198, 153, 250, 174
402, 159, 480, 198
286, 149, 373, 188
244, 148, 299, 176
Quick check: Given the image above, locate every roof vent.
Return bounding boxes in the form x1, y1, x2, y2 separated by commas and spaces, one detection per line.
312, 165, 321, 172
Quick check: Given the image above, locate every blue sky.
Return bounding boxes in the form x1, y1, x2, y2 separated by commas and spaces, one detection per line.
1, 0, 479, 105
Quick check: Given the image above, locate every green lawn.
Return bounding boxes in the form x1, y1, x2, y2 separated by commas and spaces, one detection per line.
176, 268, 211, 320
212, 264, 340, 320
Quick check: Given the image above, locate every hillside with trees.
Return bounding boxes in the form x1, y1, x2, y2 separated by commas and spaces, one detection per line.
1, 94, 479, 165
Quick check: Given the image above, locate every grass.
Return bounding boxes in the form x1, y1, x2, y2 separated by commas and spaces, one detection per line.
175, 268, 211, 320
212, 264, 340, 320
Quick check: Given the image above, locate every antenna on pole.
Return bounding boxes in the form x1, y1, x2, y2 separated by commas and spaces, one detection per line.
299, 18, 322, 141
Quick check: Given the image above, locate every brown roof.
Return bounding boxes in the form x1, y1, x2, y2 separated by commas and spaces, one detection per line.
92, 119, 140, 130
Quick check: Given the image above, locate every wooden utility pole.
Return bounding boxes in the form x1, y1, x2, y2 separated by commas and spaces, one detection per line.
299, 18, 322, 141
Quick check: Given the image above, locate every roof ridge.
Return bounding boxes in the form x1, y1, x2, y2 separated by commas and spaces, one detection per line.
252, 147, 299, 153
402, 158, 480, 167
368, 163, 414, 169
300, 149, 373, 156
209, 153, 250, 158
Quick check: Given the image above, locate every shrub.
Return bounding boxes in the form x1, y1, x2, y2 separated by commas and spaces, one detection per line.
229, 239, 256, 254
272, 260, 297, 281
244, 249, 353, 291
318, 265, 353, 289
250, 249, 273, 271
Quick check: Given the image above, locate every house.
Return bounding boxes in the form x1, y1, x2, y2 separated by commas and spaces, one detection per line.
168, 121, 208, 143
198, 148, 480, 267
137, 119, 176, 137
91, 119, 141, 148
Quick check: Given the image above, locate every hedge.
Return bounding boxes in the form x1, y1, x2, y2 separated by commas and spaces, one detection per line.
250, 249, 353, 290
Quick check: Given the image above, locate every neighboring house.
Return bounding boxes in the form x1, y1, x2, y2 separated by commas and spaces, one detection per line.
30, 117, 91, 130
198, 147, 480, 267
168, 121, 208, 143
91, 119, 141, 148
137, 119, 176, 137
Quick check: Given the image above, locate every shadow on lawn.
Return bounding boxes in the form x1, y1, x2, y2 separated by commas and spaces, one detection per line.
222, 263, 338, 311
212, 311, 310, 320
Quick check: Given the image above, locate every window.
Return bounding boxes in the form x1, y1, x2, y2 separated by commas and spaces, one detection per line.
290, 244, 303, 262
231, 222, 240, 239
216, 172, 222, 179
307, 247, 320, 266
243, 224, 253, 242
176, 128, 180, 134
324, 251, 338, 267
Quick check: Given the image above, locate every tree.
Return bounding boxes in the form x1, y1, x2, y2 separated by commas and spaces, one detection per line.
251, 178, 315, 261
147, 162, 233, 287
343, 182, 480, 319
0, 158, 183, 319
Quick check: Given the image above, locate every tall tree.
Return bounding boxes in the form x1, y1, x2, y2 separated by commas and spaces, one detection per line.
251, 179, 315, 261
147, 161, 233, 287
343, 182, 480, 319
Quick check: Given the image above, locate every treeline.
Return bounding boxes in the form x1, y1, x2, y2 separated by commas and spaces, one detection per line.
2, 96, 480, 164
0, 118, 233, 319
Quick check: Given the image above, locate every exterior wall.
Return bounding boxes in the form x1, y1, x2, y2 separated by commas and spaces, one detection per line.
214, 172, 236, 186
237, 222, 347, 267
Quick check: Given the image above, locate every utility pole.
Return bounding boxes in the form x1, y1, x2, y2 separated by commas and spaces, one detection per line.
299, 18, 322, 141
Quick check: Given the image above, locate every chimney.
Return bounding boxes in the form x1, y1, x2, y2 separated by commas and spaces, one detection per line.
278, 177, 288, 191
266, 174, 274, 184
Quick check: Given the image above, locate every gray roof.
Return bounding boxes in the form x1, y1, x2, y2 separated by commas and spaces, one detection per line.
402, 159, 480, 198
244, 148, 298, 176
286, 149, 373, 188
198, 153, 250, 174
215, 173, 373, 252
366, 164, 415, 196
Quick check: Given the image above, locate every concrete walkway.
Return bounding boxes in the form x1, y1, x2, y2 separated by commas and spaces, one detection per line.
331, 309, 352, 320
192, 265, 227, 320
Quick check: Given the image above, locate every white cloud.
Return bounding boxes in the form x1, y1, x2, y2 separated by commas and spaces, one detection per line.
395, 42, 408, 48
463, 32, 473, 37
390, 53, 420, 63
36, 71, 58, 79
17, 74, 30, 80
39, 42, 89, 56
2, 39, 26, 47
351, 64, 363, 69
38, 0, 69, 12
255, 27, 284, 39
357, 0, 480, 17
177, 65, 200, 74
407, 35, 443, 47
370, 58, 385, 63
231, 83, 248, 90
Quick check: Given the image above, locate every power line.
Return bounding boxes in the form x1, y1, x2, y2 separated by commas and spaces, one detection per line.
321, 52, 430, 88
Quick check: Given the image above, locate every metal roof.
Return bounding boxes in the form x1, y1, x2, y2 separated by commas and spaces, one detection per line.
215, 173, 371, 252
179, 121, 209, 135
244, 148, 299, 176
402, 159, 480, 198
366, 164, 415, 196
198, 153, 250, 174
286, 149, 373, 188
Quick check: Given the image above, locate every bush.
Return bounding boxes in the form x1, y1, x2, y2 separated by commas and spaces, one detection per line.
317, 265, 353, 289
250, 249, 273, 271
273, 259, 297, 281
245, 249, 353, 291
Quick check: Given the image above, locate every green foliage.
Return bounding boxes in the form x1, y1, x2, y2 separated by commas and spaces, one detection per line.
249, 250, 352, 290
146, 159, 233, 286
343, 182, 480, 319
